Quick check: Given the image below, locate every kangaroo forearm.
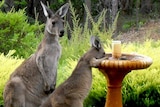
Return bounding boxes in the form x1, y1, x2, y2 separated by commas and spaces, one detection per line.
90, 57, 108, 67
36, 56, 49, 84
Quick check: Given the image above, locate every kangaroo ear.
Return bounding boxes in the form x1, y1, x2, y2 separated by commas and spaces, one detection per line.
55, 3, 69, 18
40, 1, 53, 18
90, 36, 101, 50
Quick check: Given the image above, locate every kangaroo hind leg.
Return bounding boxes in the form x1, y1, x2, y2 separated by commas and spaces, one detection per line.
3, 77, 26, 107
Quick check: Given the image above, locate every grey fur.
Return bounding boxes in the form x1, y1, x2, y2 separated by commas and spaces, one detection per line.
3, 2, 69, 107
40, 36, 106, 107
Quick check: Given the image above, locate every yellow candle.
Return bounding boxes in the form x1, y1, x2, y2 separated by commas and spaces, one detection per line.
112, 41, 121, 59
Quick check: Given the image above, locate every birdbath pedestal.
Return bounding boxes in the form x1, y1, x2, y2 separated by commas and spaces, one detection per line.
96, 41, 153, 107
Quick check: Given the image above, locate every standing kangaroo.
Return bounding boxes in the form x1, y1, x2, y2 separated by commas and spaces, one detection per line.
3, 2, 69, 107
40, 36, 106, 107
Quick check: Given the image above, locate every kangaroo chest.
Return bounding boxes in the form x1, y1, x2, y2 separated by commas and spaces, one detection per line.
42, 42, 61, 71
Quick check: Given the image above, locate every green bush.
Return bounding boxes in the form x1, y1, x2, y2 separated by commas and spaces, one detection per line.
121, 40, 160, 107
0, 9, 43, 58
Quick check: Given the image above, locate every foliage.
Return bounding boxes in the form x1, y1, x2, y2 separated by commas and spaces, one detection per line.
0, 9, 43, 58
121, 40, 160, 107
14, 0, 27, 9
120, 14, 146, 31
59, 2, 111, 65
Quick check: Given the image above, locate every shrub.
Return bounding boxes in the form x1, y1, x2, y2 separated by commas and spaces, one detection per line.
121, 40, 160, 107
0, 9, 43, 58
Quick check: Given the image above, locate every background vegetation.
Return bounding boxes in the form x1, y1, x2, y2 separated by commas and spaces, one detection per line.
0, 1, 160, 107
2, 0, 160, 37
0, 9, 43, 58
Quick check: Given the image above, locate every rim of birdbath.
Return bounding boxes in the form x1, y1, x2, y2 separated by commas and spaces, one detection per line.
99, 53, 153, 70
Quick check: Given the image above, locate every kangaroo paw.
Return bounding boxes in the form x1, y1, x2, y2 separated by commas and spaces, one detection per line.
90, 57, 108, 67
44, 82, 51, 94
49, 84, 56, 93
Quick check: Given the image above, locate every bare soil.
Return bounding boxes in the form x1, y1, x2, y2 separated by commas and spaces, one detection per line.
115, 20, 160, 43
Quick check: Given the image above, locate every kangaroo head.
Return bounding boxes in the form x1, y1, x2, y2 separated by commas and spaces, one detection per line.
41, 2, 69, 37
83, 36, 106, 63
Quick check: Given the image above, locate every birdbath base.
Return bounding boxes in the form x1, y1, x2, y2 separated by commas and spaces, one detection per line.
95, 53, 152, 107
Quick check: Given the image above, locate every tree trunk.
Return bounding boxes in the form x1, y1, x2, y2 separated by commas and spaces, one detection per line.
112, 0, 118, 23
96, 0, 112, 31
1, 0, 14, 12
66, 7, 73, 40
136, 0, 140, 29
140, 0, 152, 14
111, 0, 118, 38
26, 0, 52, 23
84, 0, 91, 29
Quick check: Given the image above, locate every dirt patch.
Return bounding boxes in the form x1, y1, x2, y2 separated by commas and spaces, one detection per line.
115, 20, 160, 43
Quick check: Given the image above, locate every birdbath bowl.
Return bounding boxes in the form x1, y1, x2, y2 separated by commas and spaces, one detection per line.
96, 41, 153, 107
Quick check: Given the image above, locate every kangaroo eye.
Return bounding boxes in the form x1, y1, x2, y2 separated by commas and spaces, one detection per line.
52, 21, 56, 25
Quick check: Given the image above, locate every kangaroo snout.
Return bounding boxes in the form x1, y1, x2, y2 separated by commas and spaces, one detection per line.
59, 30, 64, 37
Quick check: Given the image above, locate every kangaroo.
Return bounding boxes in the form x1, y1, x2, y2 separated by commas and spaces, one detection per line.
3, 2, 69, 107
40, 36, 106, 107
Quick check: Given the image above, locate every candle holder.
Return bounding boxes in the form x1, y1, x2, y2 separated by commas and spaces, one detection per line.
94, 41, 153, 107
112, 41, 121, 59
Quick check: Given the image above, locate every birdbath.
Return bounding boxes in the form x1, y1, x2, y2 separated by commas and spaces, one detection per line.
96, 41, 153, 107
